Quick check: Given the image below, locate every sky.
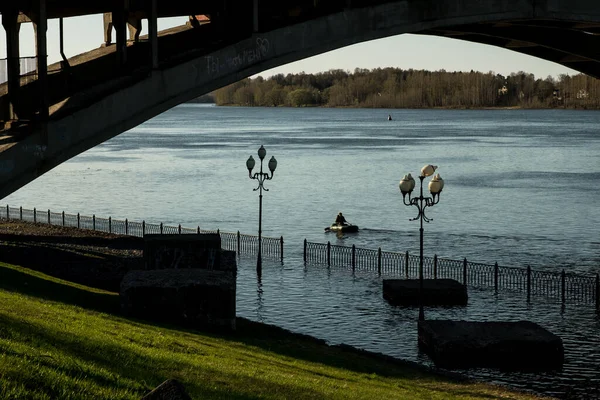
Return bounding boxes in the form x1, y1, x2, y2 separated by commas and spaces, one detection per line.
0, 14, 580, 80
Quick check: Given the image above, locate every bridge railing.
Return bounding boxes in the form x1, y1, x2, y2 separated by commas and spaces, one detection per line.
0, 56, 39, 85
0, 205, 283, 261
303, 239, 600, 309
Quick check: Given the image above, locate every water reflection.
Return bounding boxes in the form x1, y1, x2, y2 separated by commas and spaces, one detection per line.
255, 271, 264, 322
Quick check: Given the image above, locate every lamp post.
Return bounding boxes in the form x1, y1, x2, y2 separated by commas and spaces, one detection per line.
399, 164, 444, 321
247, 145, 277, 273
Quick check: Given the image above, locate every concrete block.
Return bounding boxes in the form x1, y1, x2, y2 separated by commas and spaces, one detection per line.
418, 320, 564, 370
120, 268, 236, 331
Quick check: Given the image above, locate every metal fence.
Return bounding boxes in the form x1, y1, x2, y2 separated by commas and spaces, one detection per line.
0, 205, 283, 260
0, 57, 38, 85
303, 240, 600, 309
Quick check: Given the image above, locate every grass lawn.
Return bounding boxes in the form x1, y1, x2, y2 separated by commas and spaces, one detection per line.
0, 262, 544, 399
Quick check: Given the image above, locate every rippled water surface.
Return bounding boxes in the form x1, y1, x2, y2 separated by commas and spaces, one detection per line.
237, 256, 600, 399
4, 105, 600, 398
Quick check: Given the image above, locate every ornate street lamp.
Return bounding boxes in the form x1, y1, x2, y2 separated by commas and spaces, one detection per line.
399, 164, 444, 321
247, 145, 277, 273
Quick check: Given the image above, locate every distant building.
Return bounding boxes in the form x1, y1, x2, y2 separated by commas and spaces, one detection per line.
553, 89, 562, 101
576, 89, 589, 99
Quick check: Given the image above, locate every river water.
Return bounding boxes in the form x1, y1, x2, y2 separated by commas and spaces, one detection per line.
4, 105, 600, 398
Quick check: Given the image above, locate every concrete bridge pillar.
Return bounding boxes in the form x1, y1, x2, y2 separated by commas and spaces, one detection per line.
103, 1, 134, 67
104, 13, 143, 46
147, 0, 158, 69
1, 8, 21, 121
113, 7, 128, 66
104, 4, 145, 68
31, 0, 49, 122
253, 0, 260, 32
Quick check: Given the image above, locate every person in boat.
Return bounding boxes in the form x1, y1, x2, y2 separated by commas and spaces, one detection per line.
335, 212, 348, 226
388, 114, 392, 121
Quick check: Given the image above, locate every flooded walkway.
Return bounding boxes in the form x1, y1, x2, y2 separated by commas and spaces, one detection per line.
236, 255, 600, 399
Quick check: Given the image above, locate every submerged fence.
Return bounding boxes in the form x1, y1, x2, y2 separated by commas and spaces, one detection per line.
0, 205, 283, 260
1, 205, 595, 307
304, 240, 600, 309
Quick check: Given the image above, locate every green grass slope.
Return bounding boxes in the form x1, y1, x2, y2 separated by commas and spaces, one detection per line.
0, 262, 543, 399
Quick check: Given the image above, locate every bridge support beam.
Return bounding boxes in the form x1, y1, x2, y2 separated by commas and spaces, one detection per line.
253, 0, 259, 32
105, 12, 142, 46
1, 8, 21, 121
32, 0, 49, 122
148, 0, 158, 69
114, 6, 128, 67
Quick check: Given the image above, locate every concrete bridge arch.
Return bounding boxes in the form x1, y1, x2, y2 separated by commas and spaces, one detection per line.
1, 0, 599, 198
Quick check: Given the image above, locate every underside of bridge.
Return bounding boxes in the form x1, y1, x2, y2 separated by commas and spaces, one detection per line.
0, 0, 599, 199
423, 20, 600, 79
7, 0, 600, 77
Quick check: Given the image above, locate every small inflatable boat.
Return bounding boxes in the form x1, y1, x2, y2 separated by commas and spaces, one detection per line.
328, 224, 359, 233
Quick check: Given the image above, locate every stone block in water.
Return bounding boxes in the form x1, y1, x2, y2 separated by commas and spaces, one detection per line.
418, 320, 564, 370
120, 268, 236, 331
383, 279, 467, 306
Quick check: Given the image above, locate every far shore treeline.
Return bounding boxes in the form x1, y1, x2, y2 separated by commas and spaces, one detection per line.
195, 68, 600, 109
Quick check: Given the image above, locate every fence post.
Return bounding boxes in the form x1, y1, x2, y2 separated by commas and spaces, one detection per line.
327, 241, 331, 266
6, 204, 9, 220
77, 213, 80, 229
303, 239, 307, 262
62, 211, 65, 226
527, 266, 531, 302
160, 223, 163, 234
596, 274, 599, 312
178, 224, 182, 234
34, 208, 37, 223
237, 231, 241, 255
351, 244, 356, 272
280, 236, 284, 262
433, 254, 438, 279
463, 258, 467, 285
142, 221, 145, 236
109, 217, 112, 233
561, 270, 566, 305
93, 215, 95, 230
197, 226, 200, 234
377, 247, 382, 276
494, 262, 499, 293
47, 209, 50, 224
405, 251, 409, 278
125, 218, 128, 235
19, 206, 22, 220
